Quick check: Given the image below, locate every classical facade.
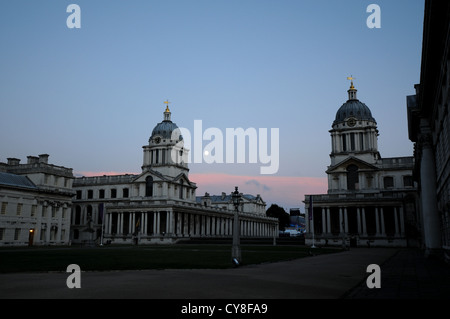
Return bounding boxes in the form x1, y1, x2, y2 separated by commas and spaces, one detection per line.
0, 155, 75, 246
304, 80, 419, 248
72, 104, 278, 245
407, 0, 450, 259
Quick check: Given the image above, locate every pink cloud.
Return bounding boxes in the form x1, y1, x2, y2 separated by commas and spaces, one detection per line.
190, 173, 327, 211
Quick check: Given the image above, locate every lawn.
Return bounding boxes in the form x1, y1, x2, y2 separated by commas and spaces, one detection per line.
0, 244, 342, 273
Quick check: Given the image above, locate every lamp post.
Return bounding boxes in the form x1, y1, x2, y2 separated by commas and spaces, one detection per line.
231, 186, 242, 266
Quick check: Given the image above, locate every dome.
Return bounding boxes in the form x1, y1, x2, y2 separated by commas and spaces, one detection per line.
333, 100, 375, 125
333, 80, 376, 125
151, 121, 182, 140
150, 104, 183, 141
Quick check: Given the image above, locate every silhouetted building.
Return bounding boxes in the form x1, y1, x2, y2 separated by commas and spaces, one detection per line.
407, 0, 450, 260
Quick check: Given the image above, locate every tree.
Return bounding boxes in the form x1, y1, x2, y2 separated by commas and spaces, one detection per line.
266, 204, 290, 231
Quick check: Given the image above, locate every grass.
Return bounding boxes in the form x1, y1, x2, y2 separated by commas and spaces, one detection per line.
0, 244, 342, 273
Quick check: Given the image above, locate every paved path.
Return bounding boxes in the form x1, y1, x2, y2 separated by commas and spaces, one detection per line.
1, 248, 397, 299
1, 247, 449, 300
344, 248, 450, 299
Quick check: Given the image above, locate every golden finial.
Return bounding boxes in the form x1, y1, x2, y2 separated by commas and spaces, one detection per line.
347, 76, 355, 89
164, 100, 171, 112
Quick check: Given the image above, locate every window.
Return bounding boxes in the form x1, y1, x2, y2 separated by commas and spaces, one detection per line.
16, 203, 22, 216
179, 180, 184, 199
146, 176, 153, 197
346, 165, 359, 190
88, 190, 93, 199
350, 133, 355, 151
31, 205, 37, 217
76, 190, 82, 199
403, 175, 413, 187
111, 189, 117, 198
123, 188, 129, 198
99, 189, 105, 199
0, 228, 4, 240
384, 176, 394, 189
75, 205, 81, 224
1, 202, 7, 215
342, 134, 347, 151
87, 205, 93, 220
360, 133, 364, 150
14, 228, 21, 240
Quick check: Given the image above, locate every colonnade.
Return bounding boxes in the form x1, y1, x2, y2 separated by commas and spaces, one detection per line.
306, 205, 405, 238
103, 210, 277, 241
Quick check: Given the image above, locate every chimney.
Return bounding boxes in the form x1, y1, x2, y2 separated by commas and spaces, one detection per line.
39, 154, 49, 164
7, 158, 21, 166
27, 156, 39, 164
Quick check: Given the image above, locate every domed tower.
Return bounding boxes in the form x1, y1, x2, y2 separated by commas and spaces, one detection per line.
142, 101, 189, 178
329, 78, 380, 167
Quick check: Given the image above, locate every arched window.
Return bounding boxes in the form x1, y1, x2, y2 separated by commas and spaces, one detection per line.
146, 176, 153, 197
346, 164, 359, 190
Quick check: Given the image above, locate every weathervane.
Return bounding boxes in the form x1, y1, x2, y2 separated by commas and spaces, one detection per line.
164, 100, 171, 112
347, 75, 355, 89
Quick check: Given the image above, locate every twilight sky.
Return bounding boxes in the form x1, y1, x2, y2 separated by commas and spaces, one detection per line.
0, 0, 424, 211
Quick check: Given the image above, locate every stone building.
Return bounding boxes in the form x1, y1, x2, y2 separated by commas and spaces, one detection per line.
304, 80, 419, 248
0, 154, 75, 246
72, 104, 277, 245
407, 0, 450, 259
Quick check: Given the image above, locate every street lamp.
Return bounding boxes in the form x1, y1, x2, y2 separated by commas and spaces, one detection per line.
231, 186, 242, 266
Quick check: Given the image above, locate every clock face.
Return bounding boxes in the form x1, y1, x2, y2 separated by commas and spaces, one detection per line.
347, 118, 356, 127
154, 136, 161, 144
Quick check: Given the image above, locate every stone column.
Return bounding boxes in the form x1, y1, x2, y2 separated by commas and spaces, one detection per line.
375, 207, 380, 236
418, 128, 442, 256
107, 213, 112, 234
326, 208, 331, 235
118, 213, 123, 235
361, 207, 367, 235
344, 208, 348, 233
206, 216, 211, 236
357, 208, 361, 234
399, 206, 405, 236
321, 208, 326, 234
394, 207, 399, 237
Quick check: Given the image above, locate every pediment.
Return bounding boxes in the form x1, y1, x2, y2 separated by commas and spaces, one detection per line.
173, 173, 196, 187
326, 156, 378, 173
132, 169, 166, 183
